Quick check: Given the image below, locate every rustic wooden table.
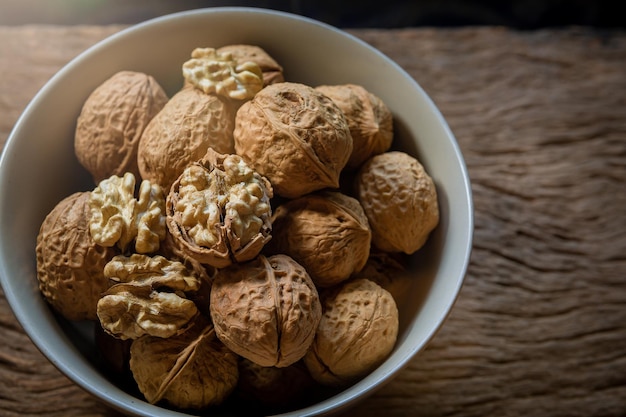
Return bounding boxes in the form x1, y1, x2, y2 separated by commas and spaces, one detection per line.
1, 25, 625, 417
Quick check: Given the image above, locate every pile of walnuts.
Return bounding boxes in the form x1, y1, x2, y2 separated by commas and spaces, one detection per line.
35, 44, 439, 413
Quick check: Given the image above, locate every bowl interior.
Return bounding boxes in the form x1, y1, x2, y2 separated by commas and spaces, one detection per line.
0, 7, 472, 417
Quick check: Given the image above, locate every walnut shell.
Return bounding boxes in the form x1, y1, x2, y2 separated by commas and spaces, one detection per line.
36, 191, 118, 321
316, 84, 393, 169
137, 86, 237, 193
268, 191, 371, 287
75, 71, 168, 184
130, 315, 238, 409
234, 82, 353, 198
304, 278, 399, 387
166, 149, 273, 268
217, 44, 284, 86
210, 254, 322, 368
356, 151, 439, 254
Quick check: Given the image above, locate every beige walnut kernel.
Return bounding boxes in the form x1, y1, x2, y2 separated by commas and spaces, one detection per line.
356, 151, 439, 254
210, 254, 322, 368
234, 82, 353, 198
36, 191, 118, 321
137, 86, 237, 192
217, 44, 284, 86
97, 254, 201, 340
89, 173, 166, 254
130, 315, 238, 409
304, 278, 399, 387
269, 191, 371, 287
166, 149, 273, 268
74, 71, 169, 184
316, 84, 393, 169
182, 47, 263, 100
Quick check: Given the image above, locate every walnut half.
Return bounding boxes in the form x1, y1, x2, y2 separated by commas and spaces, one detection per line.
89, 173, 166, 254
96, 254, 201, 340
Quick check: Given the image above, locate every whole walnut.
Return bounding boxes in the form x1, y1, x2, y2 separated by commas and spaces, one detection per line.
75, 71, 168, 184
36, 192, 118, 321
268, 191, 371, 287
356, 151, 439, 254
166, 149, 273, 268
316, 84, 393, 169
234, 82, 353, 198
210, 254, 322, 368
137, 85, 237, 193
217, 44, 284, 86
130, 315, 238, 409
304, 278, 398, 387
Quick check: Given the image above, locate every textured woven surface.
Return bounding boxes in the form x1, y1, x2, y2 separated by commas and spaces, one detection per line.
1, 25, 625, 417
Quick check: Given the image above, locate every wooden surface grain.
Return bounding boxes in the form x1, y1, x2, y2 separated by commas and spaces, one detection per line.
1, 25, 625, 417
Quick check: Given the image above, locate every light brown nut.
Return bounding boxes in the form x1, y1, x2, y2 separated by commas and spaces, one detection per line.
36, 191, 118, 321
210, 254, 322, 368
166, 149, 273, 268
74, 71, 169, 184
137, 86, 237, 192
234, 82, 353, 198
130, 315, 238, 409
96, 254, 201, 340
182, 47, 263, 100
217, 44, 284, 86
316, 84, 393, 169
89, 173, 166, 254
268, 191, 371, 287
356, 151, 439, 254
304, 278, 399, 387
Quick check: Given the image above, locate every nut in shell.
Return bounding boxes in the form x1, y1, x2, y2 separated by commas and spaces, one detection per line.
210, 254, 322, 368
316, 84, 393, 169
166, 148, 273, 268
89, 173, 166, 254
74, 71, 169, 183
269, 191, 371, 287
130, 315, 238, 409
137, 86, 237, 192
182, 47, 263, 101
36, 191, 118, 321
97, 254, 201, 340
356, 151, 439, 254
234, 82, 353, 198
304, 278, 399, 387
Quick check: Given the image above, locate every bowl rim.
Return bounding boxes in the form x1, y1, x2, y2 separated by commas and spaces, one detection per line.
0, 6, 473, 417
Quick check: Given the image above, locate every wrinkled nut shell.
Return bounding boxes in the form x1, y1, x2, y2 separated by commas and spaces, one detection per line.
269, 191, 371, 287
316, 84, 393, 169
217, 44, 284, 86
75, 71, 168, 184
138, 86, 237, 192
356, 151, 439, 254
304, 278, 399, 387
234, 82, 353, 198
210, 254, 322, 368
130, 315, 238, 409
36, 192, 118, 321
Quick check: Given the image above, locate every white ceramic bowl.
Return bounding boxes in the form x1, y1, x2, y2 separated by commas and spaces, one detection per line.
0, 7, 472, 417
